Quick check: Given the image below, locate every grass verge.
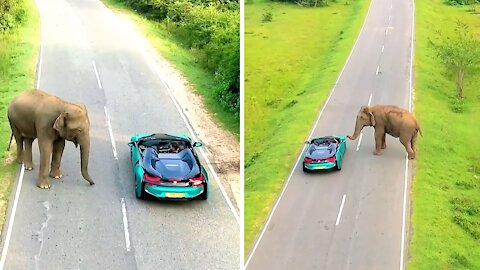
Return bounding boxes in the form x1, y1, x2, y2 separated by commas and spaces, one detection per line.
100, 0, 239, 137
408, 0, 480, 269
244, 0, 370, 254
0, 0, 39, 233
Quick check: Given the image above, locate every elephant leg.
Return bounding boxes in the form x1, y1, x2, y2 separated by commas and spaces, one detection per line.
11, 127, 24, 165
381, 133, 386, 149
373, 129, 384, 155
37, 139, 53, 189
24, 138, 34, 170
400, 135, 415, 159
50, 139, 65, 179
410, 132, 418, 159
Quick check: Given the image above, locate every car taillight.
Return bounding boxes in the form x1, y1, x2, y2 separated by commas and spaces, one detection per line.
189, 174, 204, 187
326, 157, 336, 162
143, 173, 161, 183
304, 157, 313, 163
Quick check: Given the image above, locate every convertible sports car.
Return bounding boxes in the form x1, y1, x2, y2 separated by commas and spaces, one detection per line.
128, 133, 208, 200
302, 135, 346, 172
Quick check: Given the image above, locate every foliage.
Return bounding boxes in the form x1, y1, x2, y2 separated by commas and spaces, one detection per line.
118, 0, 239, 114
446, 0, 479, 5
430, 21, 480, 100
273, 0, 330, 7
408, 0, 480, 268
0, 0, 27, 32
261, 10, 272, 22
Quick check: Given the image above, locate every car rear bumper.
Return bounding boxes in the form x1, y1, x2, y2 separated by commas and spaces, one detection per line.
144, 184, 204, 199
304, 161, 336, 170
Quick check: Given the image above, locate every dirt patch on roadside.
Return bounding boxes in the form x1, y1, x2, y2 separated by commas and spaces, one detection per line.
115, 14, 241, 211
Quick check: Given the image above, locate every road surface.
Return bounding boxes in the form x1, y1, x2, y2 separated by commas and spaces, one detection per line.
246, 0, 414, 269
0, 0, 239, 269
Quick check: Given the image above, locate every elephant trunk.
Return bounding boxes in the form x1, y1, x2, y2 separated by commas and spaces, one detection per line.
347, 120, 363, 140
79, 138, 94, 185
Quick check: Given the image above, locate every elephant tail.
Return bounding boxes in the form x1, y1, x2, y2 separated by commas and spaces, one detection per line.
7, 133, 13, 151
416, 121, 423, 137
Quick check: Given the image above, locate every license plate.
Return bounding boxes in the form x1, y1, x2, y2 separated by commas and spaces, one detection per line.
165, 192, 185, 198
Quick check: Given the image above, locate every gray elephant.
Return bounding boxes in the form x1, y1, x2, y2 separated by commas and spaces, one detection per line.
347, 105, 422, 159
7, 89, 94, 188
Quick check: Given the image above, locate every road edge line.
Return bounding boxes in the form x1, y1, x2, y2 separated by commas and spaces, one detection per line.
0, 0, 43, 267
400, 0, 415, 269
245, 0, 375, 266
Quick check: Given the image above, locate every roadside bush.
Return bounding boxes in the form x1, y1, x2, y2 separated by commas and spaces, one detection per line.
446, 0, 480, 5
118, 0, 239, 114
0, 0, 26, 32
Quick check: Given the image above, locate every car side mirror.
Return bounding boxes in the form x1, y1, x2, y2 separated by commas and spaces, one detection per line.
304, 141, 311, 144
193, 142, 203, 147
128, 142, 134, 147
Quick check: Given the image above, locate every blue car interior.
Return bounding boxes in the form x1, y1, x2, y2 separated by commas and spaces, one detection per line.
143, 147, 200, 180
307, 143, 337, 159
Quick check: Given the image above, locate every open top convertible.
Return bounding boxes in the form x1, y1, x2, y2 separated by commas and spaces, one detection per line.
129, 133, 208, 200
303, 135, 346, 172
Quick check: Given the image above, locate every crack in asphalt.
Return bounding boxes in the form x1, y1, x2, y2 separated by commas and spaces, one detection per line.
34, 201, 52, 270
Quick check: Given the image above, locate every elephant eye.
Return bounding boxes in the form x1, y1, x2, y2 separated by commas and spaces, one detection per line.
77, 128, 82, 133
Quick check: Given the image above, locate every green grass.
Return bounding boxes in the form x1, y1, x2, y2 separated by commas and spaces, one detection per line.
244, 0, 370, 254
100, 0, 239, 137
0, 0, 39, 227
408, 1, 480, 269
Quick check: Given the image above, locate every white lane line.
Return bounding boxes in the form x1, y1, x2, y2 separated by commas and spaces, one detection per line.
400, 1, 415, 270
382, 45, 385, 53
376, 65, 380, 75
36, 45, 43, 89
368, 93, 373, 105
104, 106, 118, 160
92, 60, 103, 89
245, 0, 376, 266
335, 194, 347, 226
120, 198, 131, 252
385, 29, 389, 35
0, 165, 25, 270
389, 15, 391, 21
356, 133, 364, 151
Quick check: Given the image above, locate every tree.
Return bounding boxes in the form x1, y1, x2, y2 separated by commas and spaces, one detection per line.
431, 21, 480, 99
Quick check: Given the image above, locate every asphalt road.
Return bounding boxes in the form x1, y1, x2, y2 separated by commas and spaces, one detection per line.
0, 0, 239, 269
246, 0, 414, 269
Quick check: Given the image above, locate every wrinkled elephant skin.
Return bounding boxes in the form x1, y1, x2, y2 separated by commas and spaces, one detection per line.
7, 89, 94, 188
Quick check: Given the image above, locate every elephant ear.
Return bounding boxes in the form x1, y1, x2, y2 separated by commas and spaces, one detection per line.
53, 112, 68, 137
362, 106, 375, 126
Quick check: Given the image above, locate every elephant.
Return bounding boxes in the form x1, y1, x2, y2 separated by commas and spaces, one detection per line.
7, 89, 94, 188
347, 105, 422, 159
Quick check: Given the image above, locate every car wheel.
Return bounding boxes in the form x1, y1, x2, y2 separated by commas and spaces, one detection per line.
136, 180, 146, 199
335, 161, 341, 171
302, 162, 309, 172
197, 182, 208, 200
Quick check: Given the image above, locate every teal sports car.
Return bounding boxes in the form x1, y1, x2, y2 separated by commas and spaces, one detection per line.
128, 133, 208, 200
302, 135, 346, 172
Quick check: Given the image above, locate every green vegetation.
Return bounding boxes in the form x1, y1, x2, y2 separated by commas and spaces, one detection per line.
408, 0, 480, 268
0, 0, 39, 226
102, 0, 239, 135
244, 0, 370, 253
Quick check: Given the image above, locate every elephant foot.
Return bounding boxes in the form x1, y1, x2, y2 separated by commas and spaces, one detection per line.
24, 162, 34, 170
381, 144, 387, 149
36, 179, 51, 189
49, 170, 63, 179
373, 150, 382, 156
408, 154, 415, 160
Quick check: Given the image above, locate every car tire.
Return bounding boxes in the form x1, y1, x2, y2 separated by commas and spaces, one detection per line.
197, 182, 208, 200
302, 163, 308, 172
136, 180, 146, 199
335, 161, 341, 171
